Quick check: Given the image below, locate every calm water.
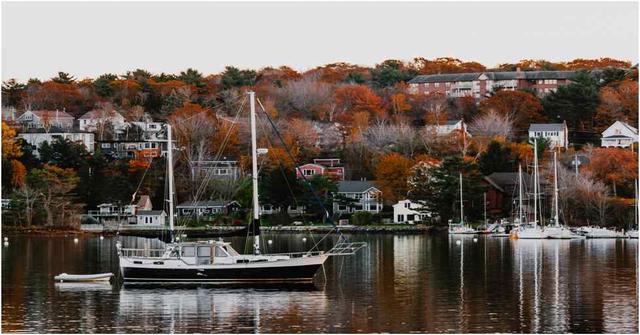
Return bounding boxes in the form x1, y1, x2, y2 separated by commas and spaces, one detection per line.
1, 233, 638, 333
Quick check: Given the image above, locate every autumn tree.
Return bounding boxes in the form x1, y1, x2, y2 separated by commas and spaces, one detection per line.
412, 57, 486, 74
585, 148, 638, 197
594, 79, 638, 131
274, 77, 333, 119
334, 85, 385, 122
479, 90, 545, 130
374, 152, 413, 204
29, 164, 80, 227
469, 110, 514, 154
2, 122, 22, 160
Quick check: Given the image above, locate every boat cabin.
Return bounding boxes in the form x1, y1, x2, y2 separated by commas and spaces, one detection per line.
163, 241, 240, 265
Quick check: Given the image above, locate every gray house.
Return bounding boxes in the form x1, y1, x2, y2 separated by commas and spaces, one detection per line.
528, 122, 568, 149
176, 200, 239, 219
333, 180, 383, 214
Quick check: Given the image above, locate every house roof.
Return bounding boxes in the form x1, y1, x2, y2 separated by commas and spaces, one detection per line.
137, 210, 165, 216
603, 120, 638, 137
337, 180, 379, 193
408, 70, 577, 84
25, 110, 74, 119
176, 200, 236, 208
529, 123, 566, 132
79, 109, 124, 119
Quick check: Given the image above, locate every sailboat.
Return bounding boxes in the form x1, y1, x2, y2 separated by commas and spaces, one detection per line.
116, 91, 366, 284
449, 173, 477, 234
515, 138, 548, 239
546, 151, 582, 239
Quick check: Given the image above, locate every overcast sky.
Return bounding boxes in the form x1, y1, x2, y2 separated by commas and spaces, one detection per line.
2, 1, 638, 81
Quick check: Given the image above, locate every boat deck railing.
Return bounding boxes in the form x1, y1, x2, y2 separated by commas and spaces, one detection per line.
118, 248, 166, 258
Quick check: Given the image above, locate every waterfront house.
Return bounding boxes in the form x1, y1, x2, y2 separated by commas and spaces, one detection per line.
78, 109, 128, 134
176, 200, 240, 219
97, 140, 162, 159
600, 121, 638, 148
136, 210, 167, 226
260, 204, 306, 215
333, 180, 383, 214
425, 119, 470, 137
18, 131, 95, 157
16, 109, 74, 131
190, 157, 241, 182
296, 158, 345, 181
528, 122, 569, 149
393, 200, 430, 224
408, 69, 577, 99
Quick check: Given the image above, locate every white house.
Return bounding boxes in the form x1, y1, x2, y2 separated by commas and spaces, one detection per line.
78, 109, 128, 133
392, 200, 430, 224
130, 120, 165, 140
601, 121, 638, 148
176, 200, 239, 218
333, 180, 383, 214
425, 119, 470, 136
136, 210, 167, 226
16, 110, 75, 130
18, 131, 95, 157
528, 122, 569, 149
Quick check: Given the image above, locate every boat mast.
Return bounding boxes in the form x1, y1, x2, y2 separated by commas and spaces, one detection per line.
518, 164, 523, 225
483, 192, 487, 225
459, 172, 464, 225
166, 124, 175, 235
533, 138, 538, 228
553, 150, 559, 227
249, 91, 261, 255
574, 154, 579, 175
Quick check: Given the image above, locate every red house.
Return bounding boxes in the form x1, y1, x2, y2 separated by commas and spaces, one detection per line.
296, 158, 345, 181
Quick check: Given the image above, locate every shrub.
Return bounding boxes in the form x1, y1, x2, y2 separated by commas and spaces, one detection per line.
351, 211, 374, 226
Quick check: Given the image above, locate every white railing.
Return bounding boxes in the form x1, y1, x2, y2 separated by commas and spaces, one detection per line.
118, 248, 166, 258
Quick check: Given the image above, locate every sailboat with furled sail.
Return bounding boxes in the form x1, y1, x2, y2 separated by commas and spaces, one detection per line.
116, 91, 366, 284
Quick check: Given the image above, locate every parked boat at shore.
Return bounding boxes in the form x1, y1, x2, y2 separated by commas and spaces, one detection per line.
546, 151, 582, 239
117, 92, 366, 284
515, 140, 547, 239
448, 173, 478, 235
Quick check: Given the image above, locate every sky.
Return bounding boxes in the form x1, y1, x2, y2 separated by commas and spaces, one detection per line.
2, 1, 638, 81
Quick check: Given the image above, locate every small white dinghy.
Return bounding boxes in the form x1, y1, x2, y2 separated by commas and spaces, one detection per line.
54, 273, 114, 283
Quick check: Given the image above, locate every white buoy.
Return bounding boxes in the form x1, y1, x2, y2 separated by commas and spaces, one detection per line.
99, 236, 104, 240
3, 237, 8, 242
302, 237, 307, 242
267, 240, 273, 245
456, 240, 461, 245
73, 238, 79, 243
3, 242, 8, 247
473, 238, 478, 243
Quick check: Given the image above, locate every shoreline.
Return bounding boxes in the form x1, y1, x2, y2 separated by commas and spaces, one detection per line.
2, 224, 443, 237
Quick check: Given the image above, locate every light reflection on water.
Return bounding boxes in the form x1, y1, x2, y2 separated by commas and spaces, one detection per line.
1, 234, 638, 333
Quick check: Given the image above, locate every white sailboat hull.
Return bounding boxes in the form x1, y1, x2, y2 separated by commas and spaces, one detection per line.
516, 226, 548, 239
546, 226, 583, 239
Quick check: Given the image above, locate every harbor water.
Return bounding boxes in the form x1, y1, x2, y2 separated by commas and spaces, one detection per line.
1, 233, 638, 333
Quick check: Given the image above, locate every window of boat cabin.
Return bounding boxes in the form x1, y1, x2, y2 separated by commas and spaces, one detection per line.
197, 246, 212, 265
181, 246, 195, 257
215, 246, 228, 257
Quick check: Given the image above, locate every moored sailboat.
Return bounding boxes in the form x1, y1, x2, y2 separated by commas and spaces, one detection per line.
515, 139, 547, 239
117, 91, 366, 284
546, 151, 582, 239
449, 173, 477, 234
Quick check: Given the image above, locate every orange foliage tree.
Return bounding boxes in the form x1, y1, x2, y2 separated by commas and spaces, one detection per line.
595, 79, 638, 131
374, 152, 414, 204
412, 57, 486, 74
10, 160, 26, 188
2, 121, 22, 159
479, 90, 545, 130
334, 85, 385, 123
585, 148, 638, 196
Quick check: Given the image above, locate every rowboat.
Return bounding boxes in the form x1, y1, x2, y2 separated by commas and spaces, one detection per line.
54, 273, 114, 282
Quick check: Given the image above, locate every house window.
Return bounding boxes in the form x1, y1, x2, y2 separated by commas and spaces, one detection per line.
352, 193, 363, 199
397, 214, 404, 222
217, 168, 229, 175
407, 214, 415, 221
338, 205, 347, 211
434, 83, 440, 87
404, 202, 410, 209
303, 169, 315, 176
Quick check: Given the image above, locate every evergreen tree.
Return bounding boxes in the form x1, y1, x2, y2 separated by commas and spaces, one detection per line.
408, 156, 486, 224
542, 71, 599, 131
478, 141, 518, 175
220, 66, 257, 89
51, 72, 76, 84
160, 90, 185, 116
2, 79, 26, 107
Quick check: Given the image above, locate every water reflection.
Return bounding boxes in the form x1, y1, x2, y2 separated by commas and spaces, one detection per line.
2, 235, 637, 333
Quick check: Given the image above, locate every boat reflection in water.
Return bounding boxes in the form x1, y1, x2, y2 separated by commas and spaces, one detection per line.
116, 285, 329, 333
